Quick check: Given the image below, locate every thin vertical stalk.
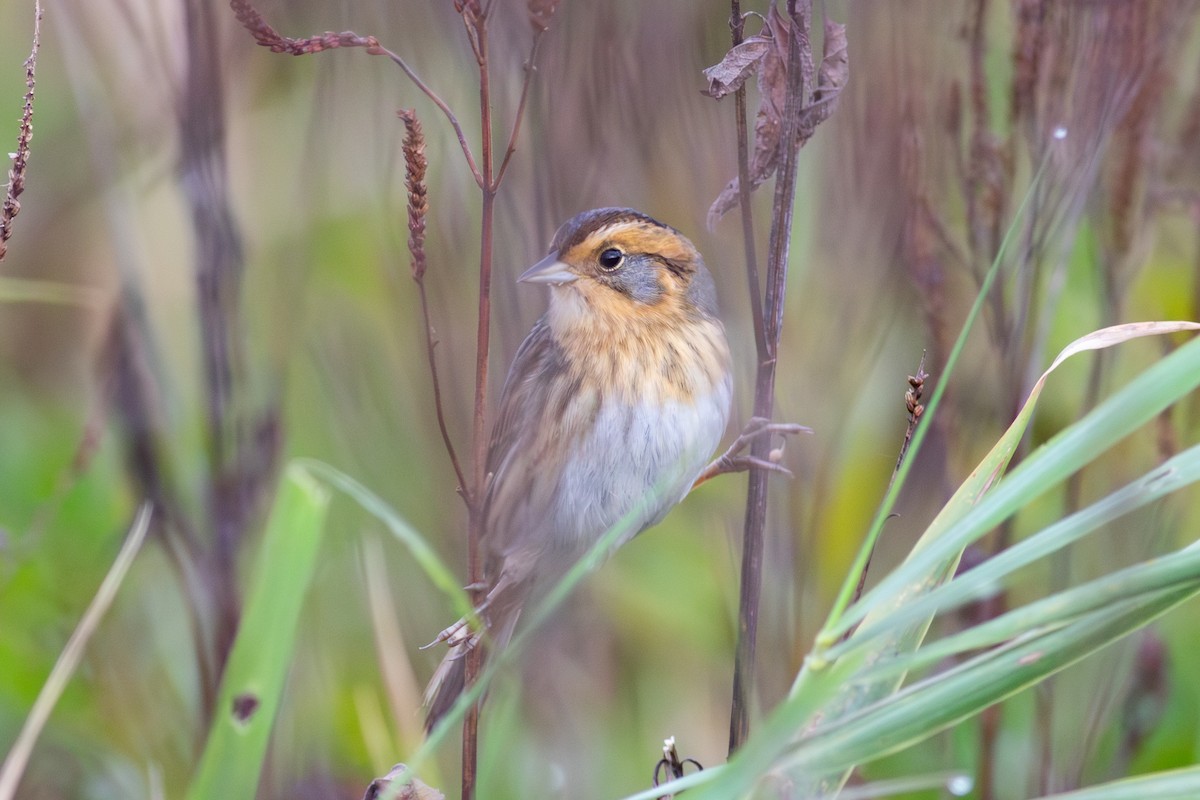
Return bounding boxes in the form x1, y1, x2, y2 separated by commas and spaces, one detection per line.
729, 0, 809, 754
730, 0, 767, 363
463, 9, 494, 798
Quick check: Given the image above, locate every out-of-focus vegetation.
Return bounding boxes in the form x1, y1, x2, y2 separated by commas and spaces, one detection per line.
2, 1, 1200, 799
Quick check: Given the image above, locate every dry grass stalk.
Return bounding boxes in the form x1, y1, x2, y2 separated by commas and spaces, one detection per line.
229, 0, 383, 55
0, 1, 41, 263
399, 110, 428, 281
711, 0, 845, 752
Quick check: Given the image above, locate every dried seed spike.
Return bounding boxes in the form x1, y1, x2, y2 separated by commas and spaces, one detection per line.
1, 0, 41, 262
398, 109, 428, 282
230, 0, 385, 57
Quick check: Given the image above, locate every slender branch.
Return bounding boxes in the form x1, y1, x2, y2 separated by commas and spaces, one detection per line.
729, 1, 768, 363
417, 282, 470, 496
377, 47, 484, 189
846, 355, 929, 615
463, 8, 494, 796
493, 33, 545, 189
228, 0, 484, 188
729, 0, 811, 755
399, 108, 470, 495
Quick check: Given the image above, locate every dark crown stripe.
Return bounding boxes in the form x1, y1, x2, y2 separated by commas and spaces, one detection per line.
551, 207, 675, 254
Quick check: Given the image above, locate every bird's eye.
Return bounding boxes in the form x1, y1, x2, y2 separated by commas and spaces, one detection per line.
598, 248, 624, 271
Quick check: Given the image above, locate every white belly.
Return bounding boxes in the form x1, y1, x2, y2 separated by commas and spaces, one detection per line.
546, 376, 732, 554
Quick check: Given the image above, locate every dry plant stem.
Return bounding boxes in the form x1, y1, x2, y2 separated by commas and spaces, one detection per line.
730, 0, 767, 360
401, 108, 468, 494
0, 0, 40, 263
416, 279, 469, 493
494, 33, 545, 188
729, 0, 810, 755
464, 8, 494, 797
228, 0, 483, 187
184, 0, 254, 684
846, 356, 929, 613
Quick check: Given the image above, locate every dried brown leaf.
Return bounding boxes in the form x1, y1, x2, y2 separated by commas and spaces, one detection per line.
702, 37, 772, 100
795, 17, 848, 138
817, 18, 848, 103
708, 4, 793, 226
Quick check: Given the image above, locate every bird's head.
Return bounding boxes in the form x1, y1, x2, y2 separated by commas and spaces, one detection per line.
519, 208, 719, 328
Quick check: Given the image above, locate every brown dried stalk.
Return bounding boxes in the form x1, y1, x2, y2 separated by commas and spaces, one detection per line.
0, 0, 41, 263
719, 0, 846, 753
846, 355, 929, 616
399, 110, 467, 496
229, 3, 550, 796
229, 0, 483, 187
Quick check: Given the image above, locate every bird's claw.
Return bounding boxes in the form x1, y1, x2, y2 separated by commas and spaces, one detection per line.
421, 595, 491, 650
692, 416, 811, 489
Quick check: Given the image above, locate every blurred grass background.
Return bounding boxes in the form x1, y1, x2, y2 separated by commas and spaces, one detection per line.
1, 0, 1199, 798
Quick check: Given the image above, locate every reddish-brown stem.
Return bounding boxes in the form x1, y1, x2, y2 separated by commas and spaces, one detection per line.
729, 0, 809, 755
730, 0, 767, 363
227, 1, 484, 188
377, 45, 484, 189
416, 278, 469, 494
462, 10, 494, 797
494, 33, 545, 189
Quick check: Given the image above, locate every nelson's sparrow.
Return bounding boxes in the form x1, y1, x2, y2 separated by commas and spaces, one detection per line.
424, 207, 736, 728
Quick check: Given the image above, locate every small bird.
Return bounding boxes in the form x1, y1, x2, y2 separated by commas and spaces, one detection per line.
424, 208, 736, 729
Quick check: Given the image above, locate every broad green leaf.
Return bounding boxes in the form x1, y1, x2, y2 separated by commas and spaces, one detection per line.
186, 464, 330, 800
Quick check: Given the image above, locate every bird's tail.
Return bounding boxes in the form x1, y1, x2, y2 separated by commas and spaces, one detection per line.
423, 571, 526, 733
423, 639, 472, 732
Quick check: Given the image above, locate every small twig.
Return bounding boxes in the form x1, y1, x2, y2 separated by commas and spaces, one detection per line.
652, 736, 703, 799
0, 0, 41, 263
462, 8, 495, 796
399, 109, 470, 497
493, 31, 547, 188
228, 0, 483, 188
847, 354, 929, 613
729, 0, 812, 754
730, 0, 768, 362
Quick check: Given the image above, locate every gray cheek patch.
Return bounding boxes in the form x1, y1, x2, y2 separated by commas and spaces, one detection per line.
608, 255, 665, 305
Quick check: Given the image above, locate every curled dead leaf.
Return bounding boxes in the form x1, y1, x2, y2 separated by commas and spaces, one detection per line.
707, 4, 794, 227
702, 37, 771, 100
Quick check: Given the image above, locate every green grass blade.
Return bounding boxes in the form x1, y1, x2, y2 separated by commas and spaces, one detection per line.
186, 464, 330, 800
825, 442, 1200, 662
689, 327, 1200, 800
298, 458, 474, 621
1035, 765, 1200, 800
784, 587, 1198, 774
0, 505, 152, 800
859, 543, 1200, 681
828, 324, 1200, 644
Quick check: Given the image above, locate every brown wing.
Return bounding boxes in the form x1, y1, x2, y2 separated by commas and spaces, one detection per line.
480, 316, 567, 569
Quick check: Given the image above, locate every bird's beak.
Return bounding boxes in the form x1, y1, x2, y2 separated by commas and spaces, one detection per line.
518, 254, 577, 285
